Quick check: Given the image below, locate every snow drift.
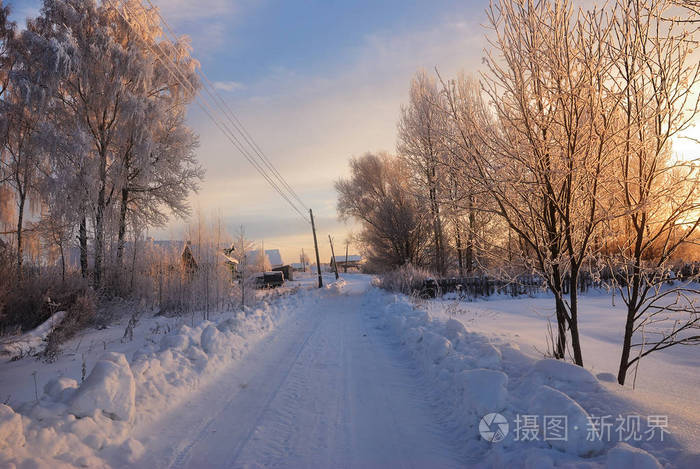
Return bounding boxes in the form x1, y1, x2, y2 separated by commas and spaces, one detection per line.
369, 289, 692, 467
0, 287, 312, 468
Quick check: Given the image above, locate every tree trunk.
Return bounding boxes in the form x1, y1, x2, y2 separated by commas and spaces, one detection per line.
551, 265, 567, 360
427, 163, 445, 275
79, 216, 88, 278
94, 202, 104, 289
59, 241, 65, 283
116, 187, 129, 266
617, 304, 636, 385
467, 195, 475, 273
618, 230, 644, 385
94, 148, 108, 290
569, 265, 584, 366
455, 220, 464, 276
15, 192, 25, 282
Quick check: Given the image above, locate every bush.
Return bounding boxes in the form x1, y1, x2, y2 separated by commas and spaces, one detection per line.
376, 264, 432, 295
0, 276, 52, 333
44, 289, 96, 361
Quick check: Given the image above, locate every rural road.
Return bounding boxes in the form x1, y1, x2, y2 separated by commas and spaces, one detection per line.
133, 278, 464, 468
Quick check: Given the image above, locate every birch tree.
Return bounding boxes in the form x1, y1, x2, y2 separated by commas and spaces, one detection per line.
0, 19, 69, 279
110, 0, 202, 269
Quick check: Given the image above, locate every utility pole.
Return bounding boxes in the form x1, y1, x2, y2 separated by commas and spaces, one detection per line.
344, 241, 349, 273
301, 248, 306, 272
329, 234, 339, 280
310, 209, 323, 288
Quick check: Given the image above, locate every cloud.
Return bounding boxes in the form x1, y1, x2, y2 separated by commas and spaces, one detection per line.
150, 0, 249, 51
213, 80, 246, 92
167, 12, 488, 257
151, 0, 236, 23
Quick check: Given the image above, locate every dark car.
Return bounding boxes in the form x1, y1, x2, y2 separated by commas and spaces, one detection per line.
255, 271, 284, 289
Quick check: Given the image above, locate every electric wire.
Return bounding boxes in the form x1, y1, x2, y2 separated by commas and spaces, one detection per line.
107, 0, 311, 224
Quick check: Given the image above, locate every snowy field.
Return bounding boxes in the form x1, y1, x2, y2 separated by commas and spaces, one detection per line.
0, 273, 698, 468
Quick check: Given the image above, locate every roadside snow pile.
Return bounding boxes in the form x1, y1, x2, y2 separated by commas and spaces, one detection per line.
69, 352, 136, 422
0, 310, 67, 359
0, 288, 311, 468
370, 290, 690, 468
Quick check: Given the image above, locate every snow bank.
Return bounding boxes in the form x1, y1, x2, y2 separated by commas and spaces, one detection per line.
0, 285, 315, 468
0, 310, 67, 358
607, 442, 662, 469
459, 369, 508, 415
69, 352, 136, 422
370, 288, 679, 467
528, 385, 604, 457
0, 404, 25, 448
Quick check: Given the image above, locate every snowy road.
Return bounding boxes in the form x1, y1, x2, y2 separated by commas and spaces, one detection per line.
132, 278, 463, 469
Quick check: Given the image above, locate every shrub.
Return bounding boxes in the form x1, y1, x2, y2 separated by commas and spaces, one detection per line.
44, 289, 96, 361
377, 264, 432, 295
0, 276, 52, 332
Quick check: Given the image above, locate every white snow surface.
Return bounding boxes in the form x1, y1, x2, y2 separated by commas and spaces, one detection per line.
0, 274, 697, 468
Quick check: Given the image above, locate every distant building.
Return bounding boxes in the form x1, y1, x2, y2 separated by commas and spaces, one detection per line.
271, 264, 294, 281
330, 254, 363, 271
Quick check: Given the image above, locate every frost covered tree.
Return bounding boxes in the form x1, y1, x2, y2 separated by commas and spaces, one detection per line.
0, 1, 15, 253
33, 0, 202, 289
336, 153, 430, 271
33, 0, 136, 288
604, 0, 700, 385
230, 227, 255, 308
109, 1, 202, 270
441, 0, 623, 365
0, 0, 13, 99
0, 16, 69, 279
398, 71, 448, 275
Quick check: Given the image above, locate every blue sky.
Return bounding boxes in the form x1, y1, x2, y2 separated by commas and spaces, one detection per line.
6, 0, 489, 262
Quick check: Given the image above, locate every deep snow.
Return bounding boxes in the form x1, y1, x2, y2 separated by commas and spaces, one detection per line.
0, 273, 698, 468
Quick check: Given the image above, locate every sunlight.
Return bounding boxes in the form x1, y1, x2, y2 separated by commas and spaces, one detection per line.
673, 119, 700, 162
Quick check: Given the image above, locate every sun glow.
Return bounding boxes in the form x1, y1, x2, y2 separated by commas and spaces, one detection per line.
673, 121, 700, 163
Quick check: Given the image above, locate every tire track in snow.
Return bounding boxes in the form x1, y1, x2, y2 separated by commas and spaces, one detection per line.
223, 310, 325, 468
166, 309, 325, 469
138, 279, 465, 468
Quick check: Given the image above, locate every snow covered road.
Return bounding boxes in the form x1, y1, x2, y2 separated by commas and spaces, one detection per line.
3, 274, 694, 467
133, 278, 463, 469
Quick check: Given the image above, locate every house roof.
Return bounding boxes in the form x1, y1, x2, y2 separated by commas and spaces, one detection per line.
331, 255, 362, 263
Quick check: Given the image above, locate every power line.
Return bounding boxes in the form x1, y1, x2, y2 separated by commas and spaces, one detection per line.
119, 0, 309, 223
107, 0, 311, 224
140, 0, 309, 214
139, 1, 308, 212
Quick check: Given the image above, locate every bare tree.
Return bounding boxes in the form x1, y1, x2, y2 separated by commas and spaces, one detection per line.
605, 0, 700, 385
336, 153, 430, 271
441, 0, 622, 365
398, 71, 448, 275
229, 227, 255, 308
